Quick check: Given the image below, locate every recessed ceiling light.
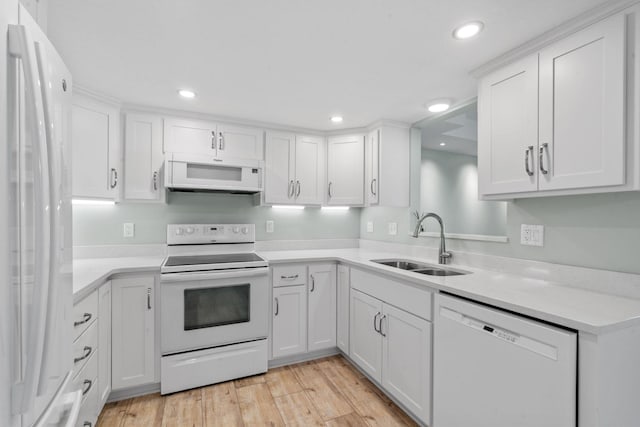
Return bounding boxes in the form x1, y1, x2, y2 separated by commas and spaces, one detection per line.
330, 116, 343, 123
453, 21, 484, 40
178, 89, 196, 99
427, 101, 451, 113
440, 142, 446, 146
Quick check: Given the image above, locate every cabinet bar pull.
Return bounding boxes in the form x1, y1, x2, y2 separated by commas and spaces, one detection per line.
147, 288, 152, 310
379, 315, 387, 337
74, 346, 92, 364
370, 178, 377, 196
280, 274, 299, 280
539, 143, 549, 175
295, 180, 301, 198
82, 379, 92, 396
525, 146, 534, 177
211, 131, 216, 149
373, 312, 381, 333
219, 132, 225, 150
274, 297, 279, 316
153, 171, 158, 190
74, 313, 92, 327
310, 274, 315, 292
288, 180, 295, 198
83, 423, 92, 427
110, 168, 118, 188
328, 182, 333, 198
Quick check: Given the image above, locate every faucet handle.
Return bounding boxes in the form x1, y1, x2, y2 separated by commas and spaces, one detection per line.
440, 251, 453, 265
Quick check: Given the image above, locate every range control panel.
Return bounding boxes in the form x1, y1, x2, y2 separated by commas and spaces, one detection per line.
167, 224, 255, 245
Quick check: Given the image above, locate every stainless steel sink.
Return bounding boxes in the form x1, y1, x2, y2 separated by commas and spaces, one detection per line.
371, 259, 470, 276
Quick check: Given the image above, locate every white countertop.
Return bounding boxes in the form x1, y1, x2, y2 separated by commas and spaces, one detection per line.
73, 248, 640, 334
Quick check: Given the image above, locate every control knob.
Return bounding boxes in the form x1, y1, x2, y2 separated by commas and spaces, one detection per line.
175, 228, 184, 235
185, 227, 194, 235
241, 227, 249, 234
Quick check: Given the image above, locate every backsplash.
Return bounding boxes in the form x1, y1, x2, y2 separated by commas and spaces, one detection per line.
73, 192, 360, 246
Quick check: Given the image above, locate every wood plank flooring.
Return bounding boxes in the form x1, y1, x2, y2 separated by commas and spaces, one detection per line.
98, 355, 417, 427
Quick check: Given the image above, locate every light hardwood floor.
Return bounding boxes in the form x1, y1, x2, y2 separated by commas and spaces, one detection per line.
97, 355, 417, 427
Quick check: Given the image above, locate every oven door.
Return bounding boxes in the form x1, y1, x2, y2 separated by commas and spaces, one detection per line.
160, 267, 269, 354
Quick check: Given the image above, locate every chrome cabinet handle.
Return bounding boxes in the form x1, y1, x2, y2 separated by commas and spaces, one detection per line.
379, 315, 387, 337
83, 423, 92, 427
82, 379, 92, 396
525, 146, 534, 177
288, 180, 295, 198
74, 346, 92, 364
280, 274, 299, 280
370, 178, 377, 196
295, 180, 301, 198
373, 312, 381, 333
110, 168, 118, 188
219, 132, 225, 150
328, 182, 333, 198
274, 297, 279, 316
147, 288, 152, 310
211, 131, 216, 150
310, 274, 315, 292
153, 171, 158, 190
74, 313, 92, 327
539, 143, 549, 175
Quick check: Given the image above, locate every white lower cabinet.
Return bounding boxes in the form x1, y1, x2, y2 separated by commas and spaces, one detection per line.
349, 277, 433, 425
272, 285, 308, 358
308, 264, 337, 351
336, 265, 350, 354
97, 282, 112, 408
111, 275, 156, 390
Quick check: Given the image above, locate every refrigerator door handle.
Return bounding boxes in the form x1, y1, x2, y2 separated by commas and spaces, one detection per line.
8, 23, 53, 415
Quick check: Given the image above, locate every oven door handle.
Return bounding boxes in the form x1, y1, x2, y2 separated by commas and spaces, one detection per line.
160, 267, 270, 282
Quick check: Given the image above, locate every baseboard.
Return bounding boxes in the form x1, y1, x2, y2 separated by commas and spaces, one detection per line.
268, 347, 339, 368
107, 383, 161, 403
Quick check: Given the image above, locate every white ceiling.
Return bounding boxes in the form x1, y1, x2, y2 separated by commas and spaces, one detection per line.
47, 0, 609, 131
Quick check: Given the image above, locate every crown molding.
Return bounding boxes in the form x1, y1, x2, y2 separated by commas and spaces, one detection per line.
471, 0, 640, 78
73, 83, 122, 107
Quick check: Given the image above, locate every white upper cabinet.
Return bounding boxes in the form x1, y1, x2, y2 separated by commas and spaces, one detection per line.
478, 55, 539, 196
365, 126, 411, 207
164, 118, 263, 162
478, 10, 629, 199
327, 135, 365, 205
307, 264, 337, 352
123, 113, 164, 202
71, 94, 120, 200
264, 132, 324, 205
538, 14, 625, 191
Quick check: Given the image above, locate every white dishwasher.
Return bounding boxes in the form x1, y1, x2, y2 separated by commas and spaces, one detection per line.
433, 293, 577, 427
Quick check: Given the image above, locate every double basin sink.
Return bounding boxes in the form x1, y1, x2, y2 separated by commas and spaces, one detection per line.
371, 259, 470, 277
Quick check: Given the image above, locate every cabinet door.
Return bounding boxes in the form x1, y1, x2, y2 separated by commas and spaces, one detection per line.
97, 281, 111, 409
336, 265, 350, 354
538, 14, 625, 191
163, 118, 217, 155
123, 113, 164, 201
264, 131, 295, 204
294, 135, 324, 205
349, 289, 383, 383
217, 123, 264, 161
308, 264, 337, 352
381, 303, 432, 425
478, 55, 539, 196
327, 135, 365, 205
272, 285, 307, 358
111, 276, 155, 390
71, 95, 120, 199
365, 130, 380, 205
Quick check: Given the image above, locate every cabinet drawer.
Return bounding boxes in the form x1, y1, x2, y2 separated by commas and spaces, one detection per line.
72, 322, 98, 378
75, 365, 99, 427
73, 291, 98, 340
72, 351, 98, 409
351, 268, 432, 320
272, 265, 306, 287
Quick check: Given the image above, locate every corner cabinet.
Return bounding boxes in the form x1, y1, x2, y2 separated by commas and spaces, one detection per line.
327, 135, 365, 205
264, 132, 324, 205
123, 113, 165, 202
308, 264, 337, 351
71, 93, 120, 200
478, 10, 630, 199
111, 275, 156, 390
365, 126, 411, 207
336, 265, 350, 354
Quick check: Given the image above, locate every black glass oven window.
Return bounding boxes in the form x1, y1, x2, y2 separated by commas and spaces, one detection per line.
184, 284, 250, 330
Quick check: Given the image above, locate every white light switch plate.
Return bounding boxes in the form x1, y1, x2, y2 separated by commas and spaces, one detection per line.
520, 224, 544, 247
123, 223, 135, 238
367, 221, 374, 233
266, 220, 274, 233
388, 222, 398, 235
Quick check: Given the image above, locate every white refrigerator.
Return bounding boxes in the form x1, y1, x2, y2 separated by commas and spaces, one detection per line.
1, 3, 80, 427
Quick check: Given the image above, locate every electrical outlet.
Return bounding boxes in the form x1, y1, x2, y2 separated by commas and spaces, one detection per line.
367, 221, 374, 233
520, 224, 544, 247
266, 220, 274, 233
123, 222, 135, 238
388, 222, 398, 235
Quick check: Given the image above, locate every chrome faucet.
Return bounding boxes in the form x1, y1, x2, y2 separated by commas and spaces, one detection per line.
412, 212, 452, 265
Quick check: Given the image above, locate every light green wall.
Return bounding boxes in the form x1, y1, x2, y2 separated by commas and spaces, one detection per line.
73, 192, 360, 245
